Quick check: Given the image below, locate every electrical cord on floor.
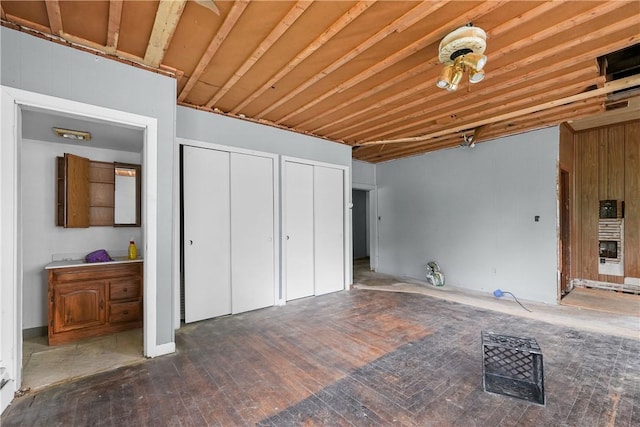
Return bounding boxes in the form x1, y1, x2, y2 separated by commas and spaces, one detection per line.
493, 289, 532, 312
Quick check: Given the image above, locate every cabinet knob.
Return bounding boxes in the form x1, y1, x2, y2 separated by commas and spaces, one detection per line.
123, 288, 128, 292
189, 240, 193, 245
123, 310, 129, 315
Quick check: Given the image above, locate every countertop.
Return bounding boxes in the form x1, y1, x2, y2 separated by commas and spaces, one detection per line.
45, 257, 143, 270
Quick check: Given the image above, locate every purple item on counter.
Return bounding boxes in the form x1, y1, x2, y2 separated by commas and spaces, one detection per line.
84, 249, 113, 263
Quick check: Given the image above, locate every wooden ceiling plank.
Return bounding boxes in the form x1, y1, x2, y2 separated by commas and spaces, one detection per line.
327, 12, 638, 142
255, 0, 455, 120
177, 0, 250, 103
143, 0, 188, 68
359, 75, 640, 146
106, 0, 124, 54
230, 0, 376, 115
348, 68, 602, 142
272, 0, 508, 124
44, 0, 63, 36
490, 1, 563, 37
204, 1, 312, 109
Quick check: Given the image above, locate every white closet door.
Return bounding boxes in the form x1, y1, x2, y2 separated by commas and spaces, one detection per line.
284, 161, 314, 300
314, 166, 345, 295
230, 153, 275, 313
183, 146, 231, 323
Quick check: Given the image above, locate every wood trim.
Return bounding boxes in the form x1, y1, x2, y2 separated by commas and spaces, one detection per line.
143, 0, 187, 67
204, 1, 311, 109
106, 0, 124, 53
177, 0, 250, 103
254, 0, 458, 119
269, 0, 507, 123
44, 0, 63, 36
229, 0, 375, 115
0, 5, 6, 20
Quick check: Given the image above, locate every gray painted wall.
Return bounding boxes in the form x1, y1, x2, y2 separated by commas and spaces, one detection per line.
352, 160, 376, 187
376, 127, 559, 304
177, 106, 351, 167
1, 27, 176, 344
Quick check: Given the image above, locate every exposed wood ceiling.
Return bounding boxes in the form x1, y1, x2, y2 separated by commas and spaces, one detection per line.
2, 0, 639, 163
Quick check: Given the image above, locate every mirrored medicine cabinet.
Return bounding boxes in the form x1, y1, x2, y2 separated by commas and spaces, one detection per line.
57, 153, 141, 228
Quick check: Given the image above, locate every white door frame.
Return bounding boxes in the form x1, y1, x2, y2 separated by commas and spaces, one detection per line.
281, 156, 351, 302
0, 86, 167, 412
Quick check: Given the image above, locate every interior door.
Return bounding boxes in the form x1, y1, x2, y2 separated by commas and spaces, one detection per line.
284, 161, 315, 300
230, 153, 275, 313
314, 165, 345, 295
183, 146, 231, 323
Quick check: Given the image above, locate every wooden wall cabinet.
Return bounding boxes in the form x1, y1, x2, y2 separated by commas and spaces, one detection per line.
47, 261, 143, 345
56, 154, 139, 227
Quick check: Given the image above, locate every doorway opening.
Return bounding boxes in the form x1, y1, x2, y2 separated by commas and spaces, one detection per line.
1, 86, 161, 408
352, 189, 370, 272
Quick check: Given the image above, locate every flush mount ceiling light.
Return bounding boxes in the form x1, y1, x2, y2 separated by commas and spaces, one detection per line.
52, 127, 92, 141
436, 25, 488, 91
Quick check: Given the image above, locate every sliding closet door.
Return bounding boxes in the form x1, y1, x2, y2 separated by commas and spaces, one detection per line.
283, 161, 315, 300
183, 146, 231, 323
314, 166, 345, 295
230, 153, 275, 313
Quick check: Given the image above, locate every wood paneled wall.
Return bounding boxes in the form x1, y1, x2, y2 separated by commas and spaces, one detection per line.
573, 121, 640, 283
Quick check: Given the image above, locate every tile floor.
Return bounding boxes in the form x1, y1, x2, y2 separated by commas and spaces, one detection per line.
21, 328, 144, 392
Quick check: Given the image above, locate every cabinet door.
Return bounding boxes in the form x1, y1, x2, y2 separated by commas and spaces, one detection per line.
53, 281, 107, 333
58, 153, 90, 228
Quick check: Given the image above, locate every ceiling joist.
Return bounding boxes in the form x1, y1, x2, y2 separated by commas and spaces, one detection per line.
204, 0, 312, 109
177, 0, 250, 103
44, 0, 62, 36
254, 0, 456, 120
144, 0, 188, 67
230, 0, 376, 115
106, 0, 124, 53
272, 0, 508, 124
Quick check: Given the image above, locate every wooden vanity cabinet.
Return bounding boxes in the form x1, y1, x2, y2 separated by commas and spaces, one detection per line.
48, 262, 143, 345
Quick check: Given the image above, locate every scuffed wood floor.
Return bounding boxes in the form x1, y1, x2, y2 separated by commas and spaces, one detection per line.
3, 288, 639, 426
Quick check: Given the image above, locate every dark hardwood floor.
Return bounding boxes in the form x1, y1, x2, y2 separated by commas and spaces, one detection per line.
3, 284, 639, 426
